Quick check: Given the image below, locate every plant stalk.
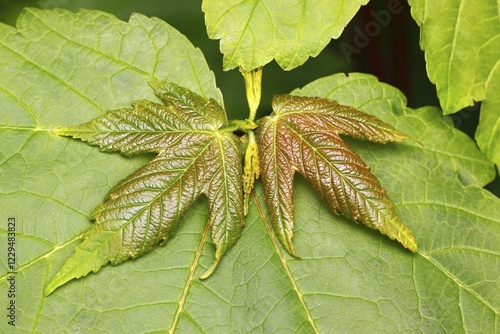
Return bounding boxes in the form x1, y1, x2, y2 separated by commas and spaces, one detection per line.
240, 67, 262, 122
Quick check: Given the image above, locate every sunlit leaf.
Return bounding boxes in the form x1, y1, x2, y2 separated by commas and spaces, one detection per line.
0, 7, 498, 333
44, 82, 244, 295
257, 94, 417, 255
409, 0, 500, 114
202, 0, 368, 70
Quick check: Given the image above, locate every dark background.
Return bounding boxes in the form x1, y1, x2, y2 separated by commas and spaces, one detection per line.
1, 0, 498, 194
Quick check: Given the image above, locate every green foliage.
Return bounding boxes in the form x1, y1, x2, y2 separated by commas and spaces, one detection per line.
202, 0, 368, 70
476, 66, 500, 171
0, 4, 499, 333
45, 79, 418, 294
409, 0, 500, 169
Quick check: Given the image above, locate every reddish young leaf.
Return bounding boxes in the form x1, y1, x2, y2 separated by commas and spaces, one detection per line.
45, 82, 244, 295
256, 94, 418, 256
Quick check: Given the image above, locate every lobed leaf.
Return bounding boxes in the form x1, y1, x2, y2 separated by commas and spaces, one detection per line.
257, 94, 418, 256
409, 0, 500, 168
1, 7, 499, 332
45, 83, 244, 295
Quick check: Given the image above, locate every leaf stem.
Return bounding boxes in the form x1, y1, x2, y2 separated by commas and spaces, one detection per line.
240, 67, 262, 122
243, 130, 260, 214
223, 119, 257, 133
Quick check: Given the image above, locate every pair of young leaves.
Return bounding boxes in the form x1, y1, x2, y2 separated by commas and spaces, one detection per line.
44, 81, 417, 295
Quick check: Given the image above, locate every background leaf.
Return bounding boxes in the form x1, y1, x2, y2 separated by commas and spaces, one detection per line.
408, 0, 499, 114
408, 0, 500, 170
475, 65, 500, 172
1, 9, 499, 333
202, 0, 369, 71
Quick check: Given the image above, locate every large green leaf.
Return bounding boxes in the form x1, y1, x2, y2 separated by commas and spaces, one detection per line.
409, 0, 500, 169
409, 0, 500, 114
202, 0, 369, 71
1, 9, 499, 333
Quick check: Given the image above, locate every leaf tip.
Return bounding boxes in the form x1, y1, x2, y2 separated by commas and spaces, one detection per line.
43, 269, 77, 297
405, 237, 418, 253
147, 78, 163, 91
43, 282, 58, 297
199, 259, 220, 280
283, 240, 299, 258
394, 131, 423, 147
387, 216, 419, 253
410, 137, 425, 147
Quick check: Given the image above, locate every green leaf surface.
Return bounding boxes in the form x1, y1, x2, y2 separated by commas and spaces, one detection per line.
1, 9, 499, 333
476, 65, 500, 171
408, 0, 500, 114
202, 0, 369, 71
409, 0, 500, 171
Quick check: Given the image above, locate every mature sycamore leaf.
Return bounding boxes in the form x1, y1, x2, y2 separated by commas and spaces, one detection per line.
44, 82, 244, 295
202, 0, 369, 71
256, 95, 417, 256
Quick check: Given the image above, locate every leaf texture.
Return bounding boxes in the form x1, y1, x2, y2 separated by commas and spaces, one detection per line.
409, 0, 500, 114
202, 0, 369, 71
257, 94, 417, 255
1, 7, 499, 333
408, 0, 500, 173
476, 66, 500, 171
45, 82, 244, 295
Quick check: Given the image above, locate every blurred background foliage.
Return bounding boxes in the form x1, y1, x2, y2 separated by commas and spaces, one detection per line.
1, 0, 498, 194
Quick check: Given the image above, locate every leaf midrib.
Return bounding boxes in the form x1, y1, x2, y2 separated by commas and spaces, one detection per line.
421, 253, 500, 316
252, 190, 320, 334
168, 214, 212, 334
282, 119, 415, 242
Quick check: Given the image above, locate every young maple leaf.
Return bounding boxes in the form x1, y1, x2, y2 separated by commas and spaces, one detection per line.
256, 94, 418, 256
44, 82, 244, 295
